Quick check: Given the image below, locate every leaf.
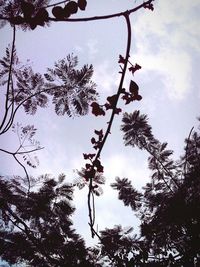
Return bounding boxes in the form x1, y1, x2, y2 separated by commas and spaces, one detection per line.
118, 55, 126, 64
52, 6, 64, 19
78, 0, 87, 10
129, 80, 139, 94
91, 102, 105, 116
128, 63, 141, 75
65, 1, 78, 14
44, 55, 98, 117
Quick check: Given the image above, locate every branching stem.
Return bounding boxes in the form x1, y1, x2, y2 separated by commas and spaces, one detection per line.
88, 13, 132, 237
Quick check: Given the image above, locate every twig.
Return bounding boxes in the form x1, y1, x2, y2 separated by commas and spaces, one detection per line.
0, 0, 154, 23
0, 86, 60, 135
183, 127, 194, 176
48, 0, 154, 22
0, 26, 16, 132
13, 154, 31, 194
142, 142, 178, 193
44, 0, 70, 8
0, 147, 44, 155
2, 76, 15, 133
88, 12, 132, 238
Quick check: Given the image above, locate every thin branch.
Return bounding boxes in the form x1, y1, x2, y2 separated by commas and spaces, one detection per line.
16, 147, 44, 154
0, 0, 154, 23
88, 12, 132, 238
4, 206, 60, 266
0, 147, 44, 155
0, 26, 16, 132
0, 86, 59, 135
44, 0, 70, 8
142, 142, 178, 192
183, 126, 194, 176
2, 76, 15, 133
48, 0, 154, 23
13, 154, 31, 194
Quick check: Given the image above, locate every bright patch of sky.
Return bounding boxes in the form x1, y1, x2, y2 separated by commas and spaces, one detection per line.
0, 0, 200, 248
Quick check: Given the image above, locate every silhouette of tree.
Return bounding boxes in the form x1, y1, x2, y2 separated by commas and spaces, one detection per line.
2, 1, 199, 266
119, 111, 200, 265
0, 174, 101, 266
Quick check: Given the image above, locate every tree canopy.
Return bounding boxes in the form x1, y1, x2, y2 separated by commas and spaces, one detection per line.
0, 1, 200, 266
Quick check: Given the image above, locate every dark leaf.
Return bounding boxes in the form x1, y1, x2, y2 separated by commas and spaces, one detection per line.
65, 1, 78, 14
52, 6, 64, 19
78, 0, 87, 11
91, 102, 105, 116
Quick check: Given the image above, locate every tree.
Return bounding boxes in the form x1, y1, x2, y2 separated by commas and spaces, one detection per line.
1, 1, 199, 266
116, 110, 200, 264
0, 174, 100, 266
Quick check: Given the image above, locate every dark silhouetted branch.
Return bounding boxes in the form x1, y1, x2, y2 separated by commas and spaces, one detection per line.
88, 12, 132, 238
0, 26, 16, 132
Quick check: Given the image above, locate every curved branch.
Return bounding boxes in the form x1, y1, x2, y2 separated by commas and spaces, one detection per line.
2, 77, 15, 133
88, 13, 132, 237
0, 26, 16, 132
0, 0, 154, 23
48, 0, 154, 23
0, 86, 59, 135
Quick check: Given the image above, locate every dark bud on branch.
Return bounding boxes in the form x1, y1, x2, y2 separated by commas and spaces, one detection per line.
78, 0, 87, 10
144, 2, 154, 11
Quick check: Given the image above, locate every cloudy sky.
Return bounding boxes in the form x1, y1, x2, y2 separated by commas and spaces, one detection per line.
0, 0, 200, 248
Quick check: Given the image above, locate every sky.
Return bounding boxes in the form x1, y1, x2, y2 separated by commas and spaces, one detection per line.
0, 0, 200, 251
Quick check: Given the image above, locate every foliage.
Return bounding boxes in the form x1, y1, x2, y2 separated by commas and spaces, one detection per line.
111, 177, 142, 210
0, 46, 98, 119
120, 111, 200, 263
0, 174, 98, 266
1, 1, 199, 266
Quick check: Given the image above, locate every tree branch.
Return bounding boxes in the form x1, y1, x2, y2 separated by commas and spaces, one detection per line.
142, 142, 179, 192
13, 154, 31, 193
48, 0, 154, 22
0, 26, 16, 132
44, 0, 70, 8
88, 12, 132, 238
0, 86, 59, 135
0, 0, 154, 23
183, 126, 194, 176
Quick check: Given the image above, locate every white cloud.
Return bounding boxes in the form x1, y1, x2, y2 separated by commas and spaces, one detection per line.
93, 61, 120, 94
131, 0, 200, 100
103, 153, 149, 190
87, 39, 99, 58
